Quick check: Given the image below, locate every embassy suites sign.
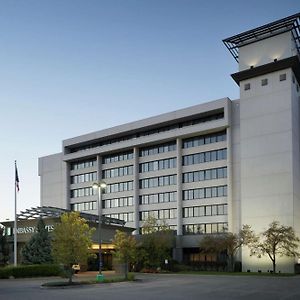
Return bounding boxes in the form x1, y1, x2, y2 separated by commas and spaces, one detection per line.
15, 224, 55, 235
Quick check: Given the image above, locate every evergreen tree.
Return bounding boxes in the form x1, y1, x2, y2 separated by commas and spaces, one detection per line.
22, 218, 53, 264
0, 226, 10, 266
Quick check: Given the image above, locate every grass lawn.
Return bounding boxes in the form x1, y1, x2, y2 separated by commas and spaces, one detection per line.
41, 273, 135, 287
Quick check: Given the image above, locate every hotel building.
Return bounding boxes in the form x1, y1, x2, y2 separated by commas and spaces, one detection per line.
39, 13, 300, 273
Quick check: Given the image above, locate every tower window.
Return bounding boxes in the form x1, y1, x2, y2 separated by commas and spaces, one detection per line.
244, 83, 250, 91
261, 78, 268, 86
279, 74, 286, 81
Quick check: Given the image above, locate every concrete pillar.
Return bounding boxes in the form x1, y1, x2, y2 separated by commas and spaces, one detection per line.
175, 138, 183, 262
133, 147, 140, 235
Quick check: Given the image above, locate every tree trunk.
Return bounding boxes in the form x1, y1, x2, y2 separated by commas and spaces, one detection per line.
272, 258, 276, 274
68, 266, 73, 284
125, 259, 128, 280
227, 255, 234, 272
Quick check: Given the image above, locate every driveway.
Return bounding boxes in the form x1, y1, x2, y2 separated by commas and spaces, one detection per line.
0, 273, 299, 300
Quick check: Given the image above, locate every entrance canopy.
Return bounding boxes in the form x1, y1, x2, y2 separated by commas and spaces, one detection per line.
16, 206, 125, 226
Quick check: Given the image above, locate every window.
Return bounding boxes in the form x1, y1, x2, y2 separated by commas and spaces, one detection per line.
71, 201, 97, 212
105, 212, 134, 222
183, 185, 227, 200
71, 187, 96, 198
71, 159, 96, 170
183, 222, 228, 235
244, 83, 250, 91
140, 142, 176, 157
140, 208, 177, 221
183, 131, 226, 149
182, 149, 227, 166
71, 172, 97, 184
140, 175, 177, 189
182, 167, 227, 183
140, 158, 176, 173
139, 192, 176, 204
279, 73, 286, 81
261, 78, 268, 86
103, 151, 133, 164
106, 181, 134, 193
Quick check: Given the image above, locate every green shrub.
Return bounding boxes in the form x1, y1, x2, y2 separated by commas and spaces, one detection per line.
0, 267, 11, 279
171, 264, 194, 272
0, 264, 61, 279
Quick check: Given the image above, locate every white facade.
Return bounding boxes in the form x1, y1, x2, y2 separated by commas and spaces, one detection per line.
39, 14, 300, 272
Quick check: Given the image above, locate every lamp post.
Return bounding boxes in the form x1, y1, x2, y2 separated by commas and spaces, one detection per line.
92, 181, 107, 280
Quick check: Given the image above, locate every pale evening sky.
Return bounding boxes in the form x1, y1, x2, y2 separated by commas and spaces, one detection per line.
0, 0, 299, 221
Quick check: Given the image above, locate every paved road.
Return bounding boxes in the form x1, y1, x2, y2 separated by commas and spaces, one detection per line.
0, 273, 300, 300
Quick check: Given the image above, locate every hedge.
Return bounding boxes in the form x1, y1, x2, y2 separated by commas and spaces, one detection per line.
0, 264, 61, 279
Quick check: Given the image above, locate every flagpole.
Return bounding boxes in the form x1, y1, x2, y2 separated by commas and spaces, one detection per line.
14, 160, 17, 266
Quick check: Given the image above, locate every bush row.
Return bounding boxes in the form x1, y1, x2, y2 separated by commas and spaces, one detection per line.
0, 264, 61, 279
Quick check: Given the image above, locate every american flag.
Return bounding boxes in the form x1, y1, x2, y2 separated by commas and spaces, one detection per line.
15, 162, 19, 192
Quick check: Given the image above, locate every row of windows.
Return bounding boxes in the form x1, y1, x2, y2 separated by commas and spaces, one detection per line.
183, 167, 227, 183
139, 142, 176, 157
71, 201, 97, 211
103, 196, 134, 208
140, 209, 177, 221
69, 111, 224, 153
140, 225, 177, 234
70, 162, 226, 185
139, 175, 177, 189
183, 204, 227, 218
244, 73, 287, 91
183, 185, 227, 200
106, 181, 134, 193
102, 151, 134, 164
70, 187, 96, 198
139, 191, 177, 205
71, 172, 97, 184
139, 157, 177, 173
71, 159, 96, 170
182, 149, 227, 166
102, 165, 133, 178
104, 212, 134, 222
183, 223, 228, 235
182, 131, 226, 149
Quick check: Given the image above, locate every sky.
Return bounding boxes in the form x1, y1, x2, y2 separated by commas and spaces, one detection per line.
0, 0, 299, 221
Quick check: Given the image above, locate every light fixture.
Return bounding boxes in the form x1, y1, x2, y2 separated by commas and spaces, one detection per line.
92, 180, 107, 281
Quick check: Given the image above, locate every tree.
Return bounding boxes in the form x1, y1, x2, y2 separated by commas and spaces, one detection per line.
113, 230, 137, 279
199, 225, 257, 272
223, 225, 258, 271
51, 212, 95, 283
249, 221, 300, 273
0, 226, 9, 266
138, 216, 174, 270
21, 218, 53, 264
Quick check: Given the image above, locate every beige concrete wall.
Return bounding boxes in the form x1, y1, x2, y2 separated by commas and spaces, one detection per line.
39, 153, 67, 209
239, 32, 295, 71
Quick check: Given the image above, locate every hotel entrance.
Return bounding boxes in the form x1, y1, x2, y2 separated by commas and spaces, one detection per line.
0, 206, 134, 267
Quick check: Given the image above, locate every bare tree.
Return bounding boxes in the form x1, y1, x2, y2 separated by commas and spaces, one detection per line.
249, 221, 300, 273
200, 225, 257, 271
